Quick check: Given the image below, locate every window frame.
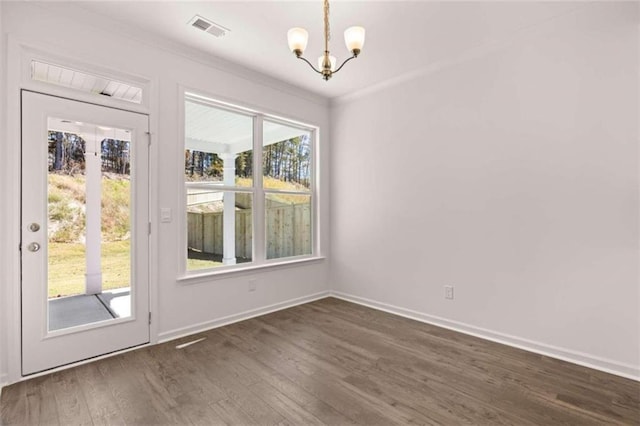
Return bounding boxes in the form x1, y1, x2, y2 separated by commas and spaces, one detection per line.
179, 92, 320, 280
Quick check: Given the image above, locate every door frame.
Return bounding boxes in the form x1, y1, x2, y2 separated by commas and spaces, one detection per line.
21, 90, 151, 375
2, 37, 159, 383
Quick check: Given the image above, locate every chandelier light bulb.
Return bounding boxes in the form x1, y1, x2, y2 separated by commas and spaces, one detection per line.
317, 55, 337, 72
344, 26, 365, 55
287, 27, 309, 55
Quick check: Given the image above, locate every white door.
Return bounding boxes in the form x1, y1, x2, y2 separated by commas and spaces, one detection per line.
21, 91, 150, 375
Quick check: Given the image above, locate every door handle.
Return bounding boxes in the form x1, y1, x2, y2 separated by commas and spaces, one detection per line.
27, 242, 41, 252
28, 223, 40, 232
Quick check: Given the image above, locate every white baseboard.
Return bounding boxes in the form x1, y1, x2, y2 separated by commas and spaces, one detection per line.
158, 291, 331, 343
0, 373, 8, 396
330, 291, 640, 382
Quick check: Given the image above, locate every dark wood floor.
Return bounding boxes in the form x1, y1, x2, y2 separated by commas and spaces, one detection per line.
2, 297, 639, 425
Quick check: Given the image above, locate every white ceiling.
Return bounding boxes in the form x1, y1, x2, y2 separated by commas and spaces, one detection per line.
64, 1, 583, 99
185, 97, 309, 154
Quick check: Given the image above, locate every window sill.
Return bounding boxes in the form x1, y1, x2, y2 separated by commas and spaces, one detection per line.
177, 256, 326, 285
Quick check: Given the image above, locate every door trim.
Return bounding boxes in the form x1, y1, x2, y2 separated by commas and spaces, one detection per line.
4, 37, 159, 384
20, 90, 151, 376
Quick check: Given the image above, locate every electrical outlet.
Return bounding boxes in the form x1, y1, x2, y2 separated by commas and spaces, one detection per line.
248, 279, 257, 292
444, 285, 454, 300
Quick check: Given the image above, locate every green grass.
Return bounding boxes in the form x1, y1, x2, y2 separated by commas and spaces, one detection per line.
49, 241, 221, 297
48, 241, 131, 298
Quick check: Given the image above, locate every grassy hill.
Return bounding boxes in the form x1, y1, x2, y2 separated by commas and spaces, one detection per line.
48, 173, 132, 297
48, 173, 130, 243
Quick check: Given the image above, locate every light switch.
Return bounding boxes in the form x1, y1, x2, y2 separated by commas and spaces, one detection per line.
160, 208, 172, 223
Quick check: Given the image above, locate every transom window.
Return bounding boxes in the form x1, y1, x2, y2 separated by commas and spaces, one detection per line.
31, 60, 143, 104
183, 93, 316, 273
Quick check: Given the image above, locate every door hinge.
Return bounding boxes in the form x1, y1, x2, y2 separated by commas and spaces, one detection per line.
148, 222, 151, 235
149, 312, 152, 324
146, 131, 152, 146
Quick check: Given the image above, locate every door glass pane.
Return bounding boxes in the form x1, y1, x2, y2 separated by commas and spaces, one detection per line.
266, 193, 312, 260
47, 118, 132, 331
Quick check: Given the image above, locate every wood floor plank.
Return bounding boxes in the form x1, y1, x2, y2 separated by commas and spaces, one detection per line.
96, 353, 176, 425
216, 323, 397, 424
49, 370, 93, 426
245, 314, 476, 424
186, 338, 289, 425
2, 297, 638, 425
222, 320, 452, 424
210, 397, 260, 426
280, 306, 522, 422
248, 380, 326, 426
24, 374, 60, 426
0, 380, 27, 425
172, 389, 228, 426
210, 328, 356, 425
74, 362, 124, 426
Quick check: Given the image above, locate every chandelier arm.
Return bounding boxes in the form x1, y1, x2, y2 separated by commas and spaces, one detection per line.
297, 55, 324, 75
332, 54, 357, 75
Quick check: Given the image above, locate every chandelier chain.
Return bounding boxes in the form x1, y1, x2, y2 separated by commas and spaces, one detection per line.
324, 0, 330, 52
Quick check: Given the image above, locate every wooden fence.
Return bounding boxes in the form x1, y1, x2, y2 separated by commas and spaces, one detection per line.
187, 203, 311, 260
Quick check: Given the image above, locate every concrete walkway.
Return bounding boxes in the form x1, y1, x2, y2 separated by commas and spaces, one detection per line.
48, 287, 130, 331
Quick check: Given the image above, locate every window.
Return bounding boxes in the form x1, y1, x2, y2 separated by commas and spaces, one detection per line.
31, 60, 143, 104
263, 120, 312, 260
184, 93, 316, 273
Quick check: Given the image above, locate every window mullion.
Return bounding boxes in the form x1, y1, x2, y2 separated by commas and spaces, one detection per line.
311, 128, 318, 257
253, 115, 266, 264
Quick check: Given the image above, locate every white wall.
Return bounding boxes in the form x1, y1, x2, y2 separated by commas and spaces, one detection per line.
330, 2, 639, 379
0, 2, 330, 384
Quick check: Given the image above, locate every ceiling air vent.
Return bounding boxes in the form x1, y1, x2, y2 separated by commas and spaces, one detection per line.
189, 15, 230, 38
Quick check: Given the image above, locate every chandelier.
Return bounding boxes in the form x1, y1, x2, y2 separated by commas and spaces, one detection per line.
287, 0, 365, 81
